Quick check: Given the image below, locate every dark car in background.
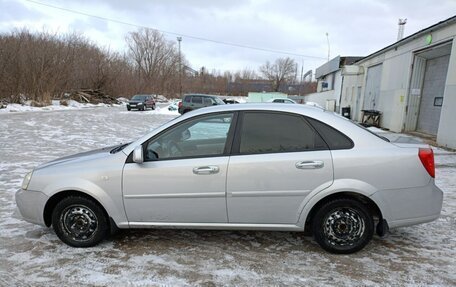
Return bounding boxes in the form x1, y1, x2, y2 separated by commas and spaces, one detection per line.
127, 94, 156, 111
178, 94, 225, 114
223, 99, 240, 104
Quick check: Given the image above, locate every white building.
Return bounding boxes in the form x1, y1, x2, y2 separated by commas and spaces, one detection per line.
305, 56, 362, 111
310, 16, 456, 149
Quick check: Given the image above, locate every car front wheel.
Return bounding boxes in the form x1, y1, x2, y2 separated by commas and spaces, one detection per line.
312, 198, 374, 254
52, 196, 109, 247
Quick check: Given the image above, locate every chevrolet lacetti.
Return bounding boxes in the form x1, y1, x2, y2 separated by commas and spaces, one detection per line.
15, 104, 443, 254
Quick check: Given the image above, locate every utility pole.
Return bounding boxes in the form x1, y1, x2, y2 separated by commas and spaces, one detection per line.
177, 36, 182, 98
326, 32, 330, 62
299, 59, 304, 96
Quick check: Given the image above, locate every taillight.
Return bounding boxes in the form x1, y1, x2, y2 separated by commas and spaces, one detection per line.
178, 101, 183, 108
418, 148, 435, 178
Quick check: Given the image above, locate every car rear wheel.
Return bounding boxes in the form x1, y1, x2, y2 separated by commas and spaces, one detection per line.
312, 198, 373, 254
52, 196, 109, 247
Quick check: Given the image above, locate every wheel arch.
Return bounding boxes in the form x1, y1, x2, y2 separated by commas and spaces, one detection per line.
302, 191, 384, 235
43, 190, 117, 233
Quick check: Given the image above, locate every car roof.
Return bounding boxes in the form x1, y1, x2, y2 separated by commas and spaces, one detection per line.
184, 93, 220, 98
184, 103, 322, 116
122, 103, 392, 155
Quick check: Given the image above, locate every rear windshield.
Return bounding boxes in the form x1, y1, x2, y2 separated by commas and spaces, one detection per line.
327, 111, 390, 142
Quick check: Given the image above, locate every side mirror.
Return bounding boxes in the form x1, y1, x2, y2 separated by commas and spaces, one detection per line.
133, 146, 144, 164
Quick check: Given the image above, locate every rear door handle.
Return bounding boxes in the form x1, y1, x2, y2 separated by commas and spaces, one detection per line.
193, 166, 220, 175
295, 161, 324, 169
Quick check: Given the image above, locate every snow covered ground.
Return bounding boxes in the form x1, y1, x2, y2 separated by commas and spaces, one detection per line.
0, 106, 455, 286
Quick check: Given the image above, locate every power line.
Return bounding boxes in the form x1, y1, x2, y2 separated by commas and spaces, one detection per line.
22, 0, 326, 60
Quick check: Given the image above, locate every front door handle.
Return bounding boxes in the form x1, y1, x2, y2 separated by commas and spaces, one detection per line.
295, 161, 324, 169
193, 166, 220, 175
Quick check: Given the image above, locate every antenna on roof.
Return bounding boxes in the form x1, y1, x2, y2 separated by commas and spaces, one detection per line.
397, 18, 407, 41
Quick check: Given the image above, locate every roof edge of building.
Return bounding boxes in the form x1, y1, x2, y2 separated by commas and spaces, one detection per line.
356, 15, 456, 64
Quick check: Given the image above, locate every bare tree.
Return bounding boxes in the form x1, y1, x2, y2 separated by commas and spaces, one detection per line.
259, 57, 296, 92
126, 28, 181, 95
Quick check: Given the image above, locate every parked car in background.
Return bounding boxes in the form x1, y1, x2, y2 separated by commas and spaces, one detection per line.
127, 94, 156, 111
15, 104, 442, 254
223, 99, 240, 104
168, 100, 181, 111
178, 94, 225, 114
268, 98, 297, 104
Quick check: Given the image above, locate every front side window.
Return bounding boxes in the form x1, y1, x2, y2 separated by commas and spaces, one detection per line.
203, 97, 214, 105
238, 112, 327, 154
145, 113, 234, 160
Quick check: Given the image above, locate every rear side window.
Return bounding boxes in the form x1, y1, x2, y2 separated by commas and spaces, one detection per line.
184, 96, 191, 103
238, 112, 327, 154
192, 96, 203, 104
306, 117, 354, 150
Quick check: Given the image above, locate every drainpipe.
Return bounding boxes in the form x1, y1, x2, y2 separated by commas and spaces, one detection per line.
338, 74, 345, 114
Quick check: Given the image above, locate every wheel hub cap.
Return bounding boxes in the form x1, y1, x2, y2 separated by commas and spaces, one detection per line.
61, 205, 98, 241
323, 207, 365, 247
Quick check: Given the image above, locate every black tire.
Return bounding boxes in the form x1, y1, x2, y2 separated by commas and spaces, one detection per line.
152, 104, 156, 110
127, 106, 131, 111
52, 196, 109, 247
140, 105, 145, 111
312, 198, 374, 254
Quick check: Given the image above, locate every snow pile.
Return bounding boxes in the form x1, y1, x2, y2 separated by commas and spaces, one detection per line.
0, 100, 120, 113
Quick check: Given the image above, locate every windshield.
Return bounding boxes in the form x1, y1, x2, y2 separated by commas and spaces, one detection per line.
214, 97, 225, 105
132, 95, 148, 101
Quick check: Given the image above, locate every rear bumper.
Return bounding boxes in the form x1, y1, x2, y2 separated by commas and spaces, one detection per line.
15, 189, 48, 226
370, 181, 443, 228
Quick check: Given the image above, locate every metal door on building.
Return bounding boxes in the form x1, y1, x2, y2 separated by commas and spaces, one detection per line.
363, 64, 383, 110
405, 42, 452, 135
416, 54, 450, 135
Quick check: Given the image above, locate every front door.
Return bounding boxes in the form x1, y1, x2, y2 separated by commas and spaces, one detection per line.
226, 111, 334, 224
123, 112, 235, 223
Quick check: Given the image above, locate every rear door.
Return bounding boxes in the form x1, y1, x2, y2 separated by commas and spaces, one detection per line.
226, 111, 334, 224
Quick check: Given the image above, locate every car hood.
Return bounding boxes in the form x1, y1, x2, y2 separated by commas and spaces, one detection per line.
35, 145, 120, 170
128, 99, 144, 103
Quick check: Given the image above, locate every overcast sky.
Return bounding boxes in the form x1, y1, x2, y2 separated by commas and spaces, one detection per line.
1, 0, 455, 73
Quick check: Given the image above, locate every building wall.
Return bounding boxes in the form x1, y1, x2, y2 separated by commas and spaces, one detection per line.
307, 70, 343, 111
342, 21, 456, 145
247, 92, 287, 102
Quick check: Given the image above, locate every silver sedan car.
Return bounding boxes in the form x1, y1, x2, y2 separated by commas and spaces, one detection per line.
15, 104, 443, 254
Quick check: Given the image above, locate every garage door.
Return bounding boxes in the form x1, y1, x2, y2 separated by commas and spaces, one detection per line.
416, 54, 450, 135
363, 64, 383, 110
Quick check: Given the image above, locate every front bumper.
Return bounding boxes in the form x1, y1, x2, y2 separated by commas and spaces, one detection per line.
127, 103, 144, 109
15, 189, 49, 226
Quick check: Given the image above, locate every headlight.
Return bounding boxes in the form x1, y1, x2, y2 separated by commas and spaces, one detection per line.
21, 171, 33, 190
138, 102, 144, 105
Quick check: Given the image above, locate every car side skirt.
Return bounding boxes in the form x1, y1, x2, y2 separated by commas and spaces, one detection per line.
124, 222, 303, 231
